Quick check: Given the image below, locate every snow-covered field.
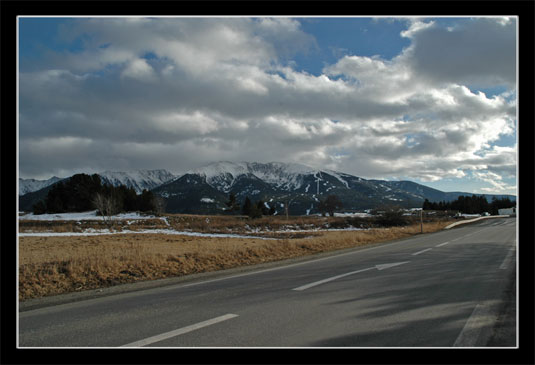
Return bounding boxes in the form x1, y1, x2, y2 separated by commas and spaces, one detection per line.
18, 210, 371, 238
19, 210, 158, 221
18, 211, 275, 239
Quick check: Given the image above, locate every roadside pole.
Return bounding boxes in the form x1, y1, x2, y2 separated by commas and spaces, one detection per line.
420, 209, 423, 234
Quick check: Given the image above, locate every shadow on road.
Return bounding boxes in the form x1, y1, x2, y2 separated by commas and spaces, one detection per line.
309, 242, 516, 347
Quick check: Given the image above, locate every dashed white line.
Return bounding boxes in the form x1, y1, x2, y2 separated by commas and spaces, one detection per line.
435, 241, 450, 247
120, 314, 239, 347
292, 262, 410, 291
292, 267, 375, 291
412, 248, 433, 256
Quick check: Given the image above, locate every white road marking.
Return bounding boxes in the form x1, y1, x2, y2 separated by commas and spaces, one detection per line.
499, 247, 516, 270
293, 267, 374, 291
145, 227, 479, 294
292, 262, 409, 291
435, 241, 450, 247
375, 261, 410, 270
412, 248, 433, 256
120, 314, 239, 347
159, 238, 419, 293
453, 304, 494, 347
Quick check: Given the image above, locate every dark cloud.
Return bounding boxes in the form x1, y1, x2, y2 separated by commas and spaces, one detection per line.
400, 18, 516, 88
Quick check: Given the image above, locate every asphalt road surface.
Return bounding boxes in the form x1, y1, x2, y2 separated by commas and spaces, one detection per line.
18, 217, 517, 347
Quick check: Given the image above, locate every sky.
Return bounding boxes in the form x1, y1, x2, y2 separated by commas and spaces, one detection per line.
18, 16, 517, 195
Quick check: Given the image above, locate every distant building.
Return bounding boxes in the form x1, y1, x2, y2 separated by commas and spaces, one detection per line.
498, 207, 516, 216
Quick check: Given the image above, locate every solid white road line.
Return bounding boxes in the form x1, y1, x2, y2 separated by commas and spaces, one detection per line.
499, 247, 515, 270
120, 314, 239, 347
412, 248, 433, 256
453, 304, 493, 347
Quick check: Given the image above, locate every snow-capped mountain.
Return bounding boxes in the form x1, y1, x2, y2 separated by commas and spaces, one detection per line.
19, 176, 64, 195
98, 169, 176, 194
189, 161, 318, 192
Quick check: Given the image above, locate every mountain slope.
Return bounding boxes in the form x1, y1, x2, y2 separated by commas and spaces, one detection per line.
152, 173, 229, 214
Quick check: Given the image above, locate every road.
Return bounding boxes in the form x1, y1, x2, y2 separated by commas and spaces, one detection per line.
18, 217, 517, 347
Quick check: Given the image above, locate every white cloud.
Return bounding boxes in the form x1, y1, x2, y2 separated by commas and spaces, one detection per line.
121, 58, 157, 82
473, 171, 517, 194
154, 111, 219, 135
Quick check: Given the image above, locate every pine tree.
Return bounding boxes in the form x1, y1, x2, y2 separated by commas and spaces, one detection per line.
242, 197, 252, 216
249, 201, 262, 219
422, 199, 431, 210
225, 193, 239, 213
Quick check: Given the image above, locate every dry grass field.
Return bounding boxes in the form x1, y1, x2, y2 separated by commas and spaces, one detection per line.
19, 214, 454, 301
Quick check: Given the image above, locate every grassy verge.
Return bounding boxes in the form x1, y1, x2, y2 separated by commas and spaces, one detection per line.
19, 218, 452, 301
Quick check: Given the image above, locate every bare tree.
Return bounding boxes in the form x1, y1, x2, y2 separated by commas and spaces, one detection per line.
318, 195, 343, 217
92, 192, 119, 228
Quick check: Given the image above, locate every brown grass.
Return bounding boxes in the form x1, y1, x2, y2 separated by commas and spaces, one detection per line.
19, 219, 452, 301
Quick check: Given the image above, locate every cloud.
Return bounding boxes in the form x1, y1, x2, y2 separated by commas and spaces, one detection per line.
399, 18, 516, 88
472, 170, 516, 194
121, 58, 157, 81
18, 17, 517, 193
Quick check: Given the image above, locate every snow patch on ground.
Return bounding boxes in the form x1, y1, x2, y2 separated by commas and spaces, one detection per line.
333, 212, 373, 217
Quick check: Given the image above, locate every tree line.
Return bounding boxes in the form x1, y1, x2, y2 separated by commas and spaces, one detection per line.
422, 195, 515, 215
225, 193, 344, 219
32, 173, 164, 216
225, 193, 276, 218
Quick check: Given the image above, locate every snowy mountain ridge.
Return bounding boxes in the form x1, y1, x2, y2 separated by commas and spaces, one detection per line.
19, 169, 177, 196
189, 161, 327, 192
19, 176, 63, 196
98, 169, 177, 194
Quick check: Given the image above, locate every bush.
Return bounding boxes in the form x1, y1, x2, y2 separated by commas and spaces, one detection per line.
373, 206, 408, 227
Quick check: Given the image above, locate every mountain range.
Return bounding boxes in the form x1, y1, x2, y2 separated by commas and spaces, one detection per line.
154, 162, 516, 215
19, 169, 176, 196
19, 162, 516, 215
